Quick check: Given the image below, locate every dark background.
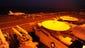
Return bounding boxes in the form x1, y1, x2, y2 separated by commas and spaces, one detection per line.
0, 0, 85, 15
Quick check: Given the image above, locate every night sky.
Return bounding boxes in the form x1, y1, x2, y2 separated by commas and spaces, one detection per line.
0, 0, 85, 8
0, 0, 85, 14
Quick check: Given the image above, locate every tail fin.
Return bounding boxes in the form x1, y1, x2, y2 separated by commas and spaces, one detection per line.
0, 29, 6, 43
9, 11, 13, 14
12, 28, 22, 37
16, 25, 28, 34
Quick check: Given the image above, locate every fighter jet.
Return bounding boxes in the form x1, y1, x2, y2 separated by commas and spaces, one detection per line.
8, 11, 25, 16
0, 29, 9, 48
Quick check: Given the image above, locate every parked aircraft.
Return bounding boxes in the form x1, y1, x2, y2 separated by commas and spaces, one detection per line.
0, 29, 9, 48
8, 11, 25, 16
12, 25, 38, 48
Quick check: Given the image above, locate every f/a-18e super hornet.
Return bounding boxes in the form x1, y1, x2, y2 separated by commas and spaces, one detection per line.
8, 11, 25, 16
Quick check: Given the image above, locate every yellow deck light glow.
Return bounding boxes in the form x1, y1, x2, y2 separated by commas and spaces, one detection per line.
60, 16, 79, 21
83, 45, 85, 48
39, 20, 70, 31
